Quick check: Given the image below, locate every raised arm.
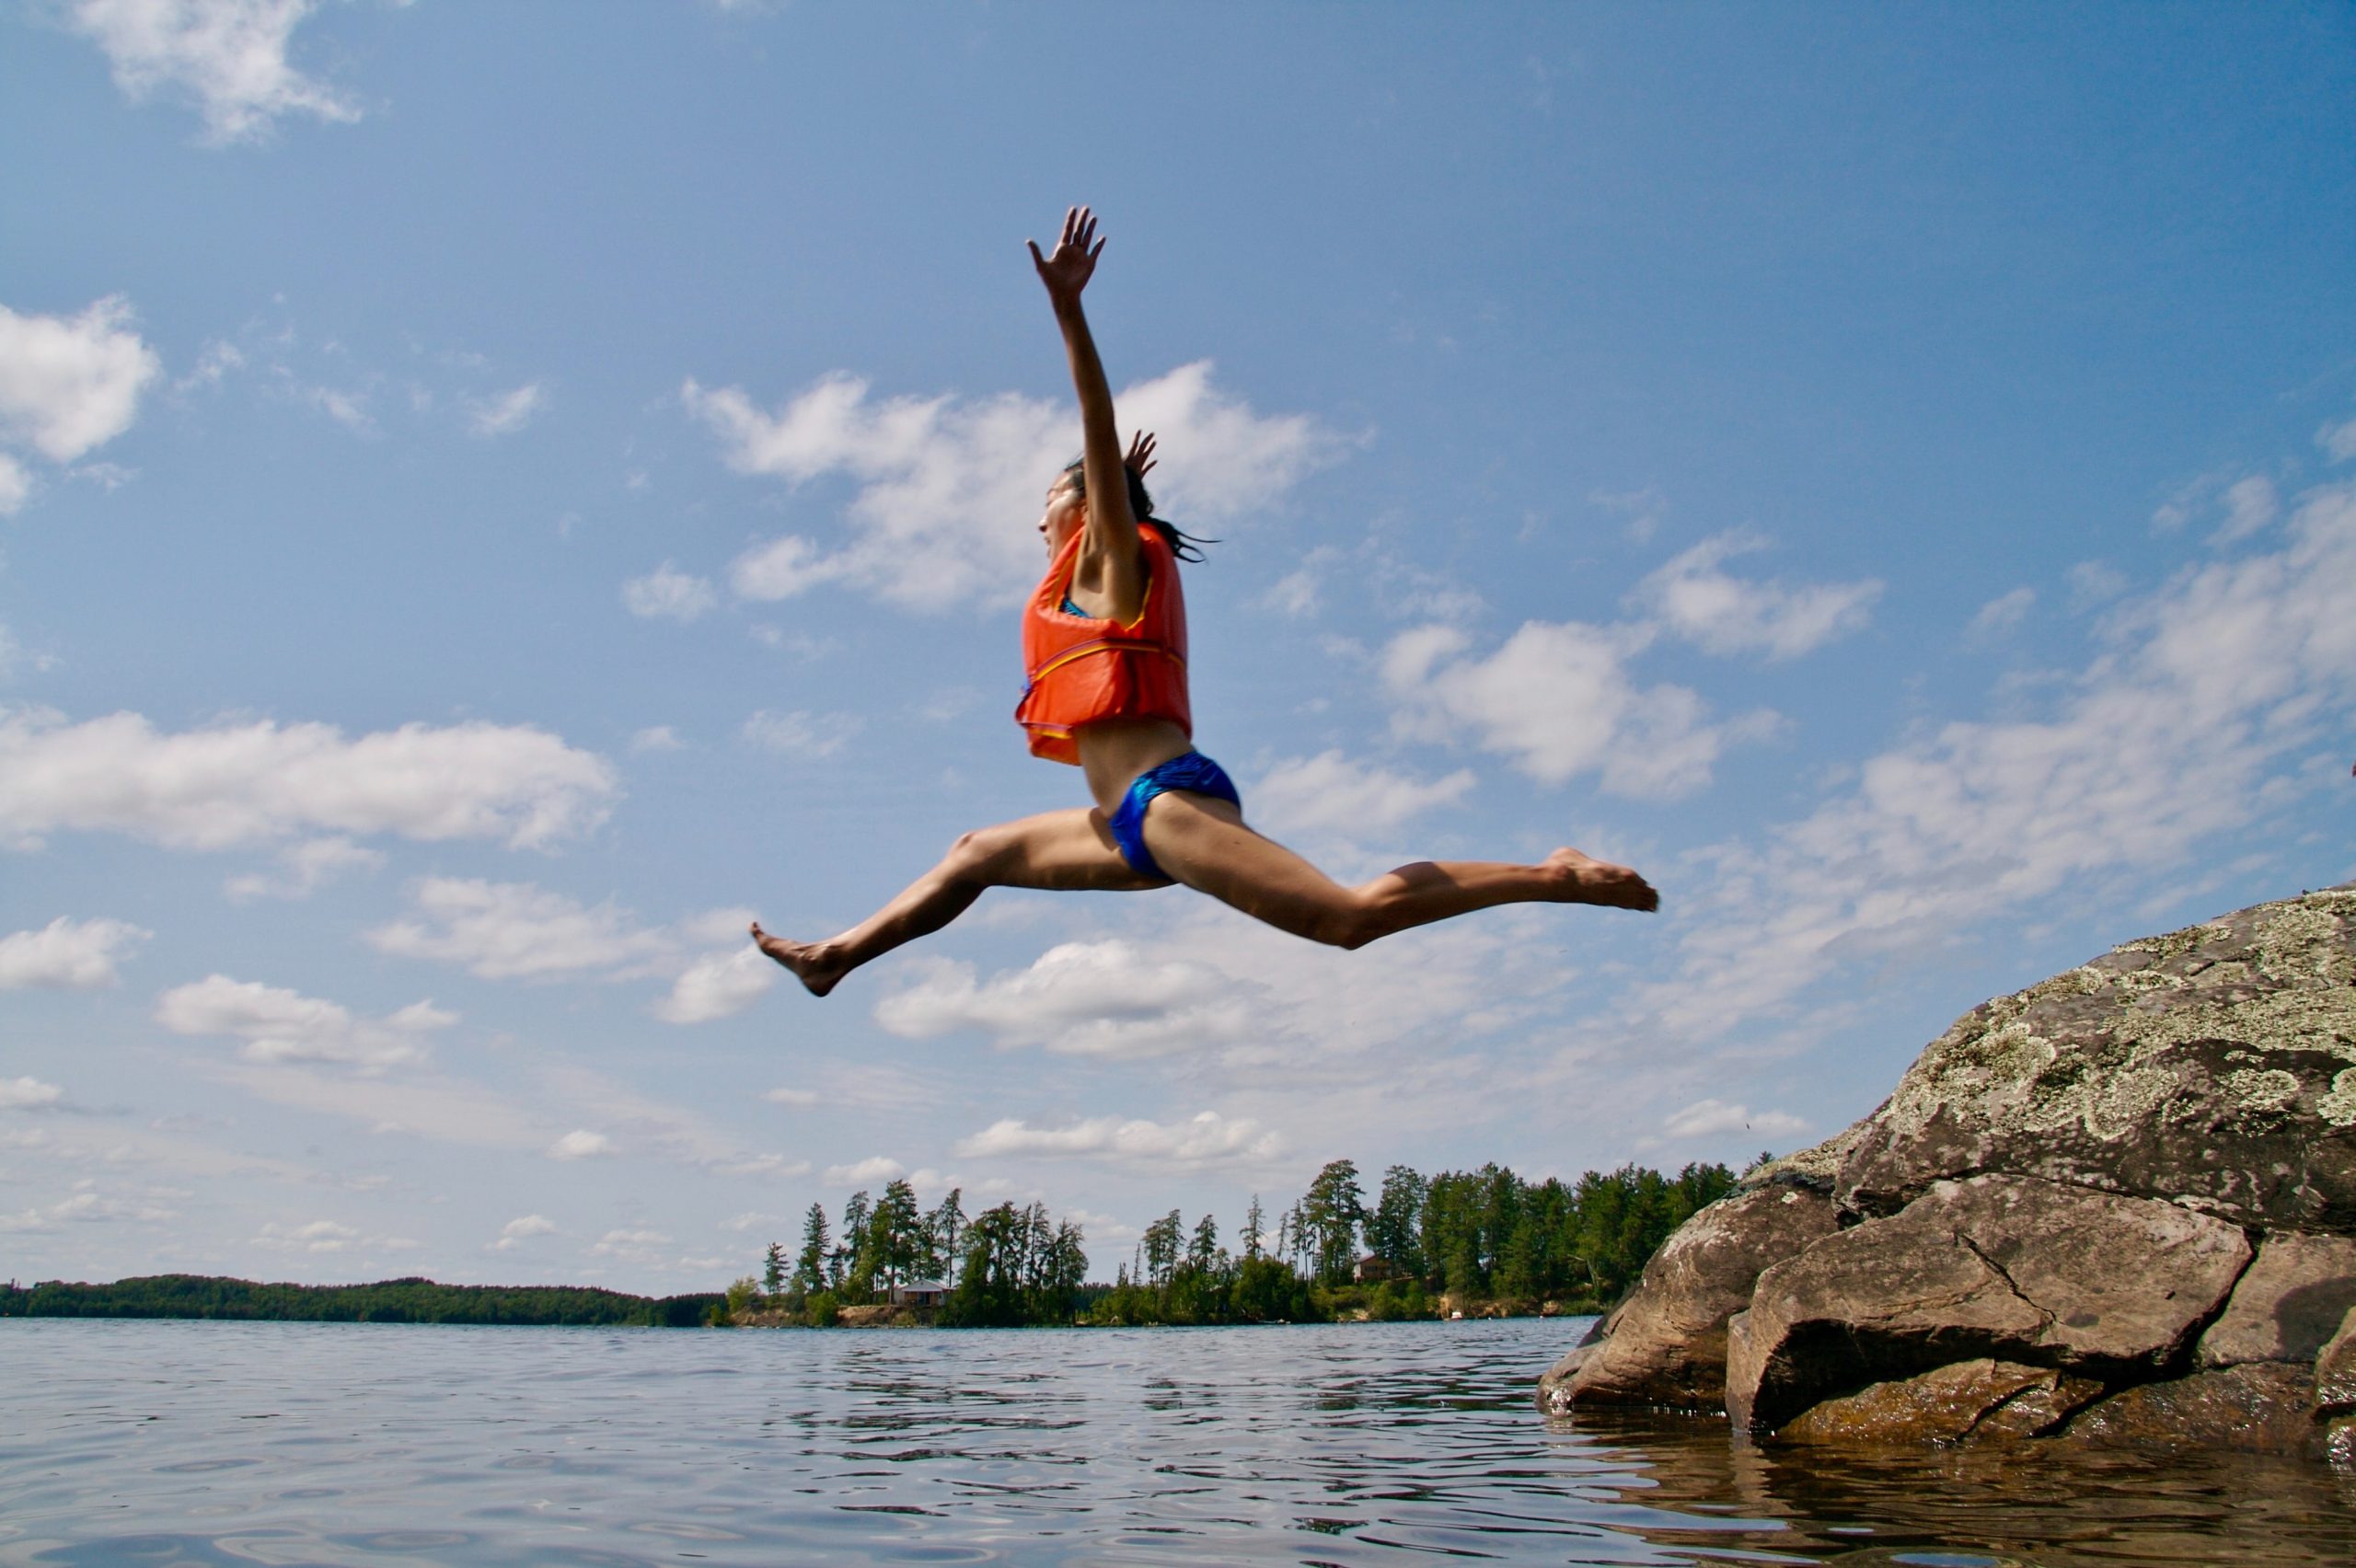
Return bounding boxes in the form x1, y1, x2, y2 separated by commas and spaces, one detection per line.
1030, 206, 1145, 613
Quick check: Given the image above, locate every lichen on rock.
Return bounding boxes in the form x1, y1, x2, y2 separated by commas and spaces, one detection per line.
1538, 882, 2356, 1461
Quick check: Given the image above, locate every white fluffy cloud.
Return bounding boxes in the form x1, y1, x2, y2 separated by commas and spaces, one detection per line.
623, 563, 718, 622
824, 1155, 905, 1186
0, 296, 160, 510
368, 878, 677, 982
0, 296, 159, 463
1638, 478, 2356, 1038
0, 916, 150, 989
0, 1078, 66, 1111
872, 898, 1573, 1143
1, 1184, 179, 1230
368, 880, 768, 1023
156, 974, 455, 1067
655, 945, 775, 1023
2212, 476, 2281, 547
2319, 411, 2356, 466
254, 1217, 362, 1252
956, 1111, 1282, 1170
468, 382, 543, 437
875, 940, 1253, 1058
629, 725, 683, 754
689, 360, 1340, 610
1249, 750, 1475, 838
223, 835, 385, 902
1632, 531, 1882, 660
491, 1214, 557, 1251
548, 1130, 613, 1161
0, 709, 617, 852
590, 1227, 670, 1258
64, 0, 360, 144
1382, 621, 1779, 796
740, 709, 860, 759
1967, 586, 2036, 643
1661, 1099, 1809, 1141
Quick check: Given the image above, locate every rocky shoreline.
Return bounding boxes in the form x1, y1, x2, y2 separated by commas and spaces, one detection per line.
1542, 883, 2356, 1463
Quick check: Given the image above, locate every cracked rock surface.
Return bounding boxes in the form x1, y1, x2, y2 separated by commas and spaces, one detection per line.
1542, 884, 2356, 1458
1724, 1175, 2247, 1430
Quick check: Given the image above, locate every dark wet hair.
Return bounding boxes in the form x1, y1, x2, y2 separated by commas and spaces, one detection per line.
1061, 457, 1214, 562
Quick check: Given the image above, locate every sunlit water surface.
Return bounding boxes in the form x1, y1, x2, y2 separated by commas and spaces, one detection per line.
4, 1317, 2352, 1566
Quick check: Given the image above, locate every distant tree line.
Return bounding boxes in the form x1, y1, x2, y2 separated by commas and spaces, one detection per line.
739, 1182, 1093, 1327
736, 1157, 1746, 1329
0, 1274, 721, 1327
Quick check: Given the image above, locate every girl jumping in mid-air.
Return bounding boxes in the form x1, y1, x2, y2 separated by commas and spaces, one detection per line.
753, 206, 1656, 997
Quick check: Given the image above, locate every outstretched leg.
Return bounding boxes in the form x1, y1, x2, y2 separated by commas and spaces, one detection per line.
752, 807, 1164, 997
1139, 792, 1655, 949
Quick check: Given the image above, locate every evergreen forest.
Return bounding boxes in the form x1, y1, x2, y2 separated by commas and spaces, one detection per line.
0, 1274, 722, 1326
733, 1157, 1750, 1329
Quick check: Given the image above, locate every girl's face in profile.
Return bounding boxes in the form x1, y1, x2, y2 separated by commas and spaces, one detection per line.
1038, 474, 1084, 556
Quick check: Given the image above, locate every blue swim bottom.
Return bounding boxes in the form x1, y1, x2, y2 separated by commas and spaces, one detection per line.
1108, 750, 1241, 881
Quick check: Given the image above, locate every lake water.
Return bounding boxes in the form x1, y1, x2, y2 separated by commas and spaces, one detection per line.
2, 1316, 2351, 1566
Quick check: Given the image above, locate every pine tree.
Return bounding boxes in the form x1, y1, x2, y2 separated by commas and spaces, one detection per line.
1369, 1164, 1427, 1278
1299, 1159, 1367, 1285
1187, 1212, 1220, 1275
793, 1204, 831, 1295
1142, 1209, 1183, 1286
837, 1190, 872, 1297
927, 1188, 965, 1285
870, 1178, 924, 1289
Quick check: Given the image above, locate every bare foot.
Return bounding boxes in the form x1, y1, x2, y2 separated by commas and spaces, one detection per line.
750, 921, 850, 997
1547, 847, 1658, 912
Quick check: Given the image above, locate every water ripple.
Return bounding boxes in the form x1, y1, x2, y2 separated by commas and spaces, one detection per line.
3, 1318, 2351, 1565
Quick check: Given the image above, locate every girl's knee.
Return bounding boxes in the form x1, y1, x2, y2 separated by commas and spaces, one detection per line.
945, 826, 1007, 879
1315, 899, 1385, 951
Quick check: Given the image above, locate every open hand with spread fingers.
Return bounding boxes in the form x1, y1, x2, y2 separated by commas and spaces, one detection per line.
1027, 205, 1104, 309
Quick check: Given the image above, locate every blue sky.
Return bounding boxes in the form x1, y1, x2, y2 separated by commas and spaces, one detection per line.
4, 0, 2352, 1293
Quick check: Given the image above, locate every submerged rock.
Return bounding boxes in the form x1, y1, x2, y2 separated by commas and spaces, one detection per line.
1539, 882, 2356, 1460
2063, 1362, 2320, 1458
1776, 1358, 2102, 1446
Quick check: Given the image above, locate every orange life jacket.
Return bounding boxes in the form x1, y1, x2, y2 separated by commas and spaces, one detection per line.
1016, 526, 1192, 765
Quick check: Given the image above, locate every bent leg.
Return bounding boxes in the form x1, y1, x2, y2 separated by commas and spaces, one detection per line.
1139, 793, 1656, 950
753, 807, 1165, 997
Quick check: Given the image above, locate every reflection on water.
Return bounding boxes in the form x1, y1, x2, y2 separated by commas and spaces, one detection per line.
1571, 1408, 2356, 1566
0, 1317, 2349, 1566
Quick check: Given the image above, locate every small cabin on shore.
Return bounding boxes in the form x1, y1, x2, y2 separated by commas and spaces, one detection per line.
887, 1280, 947, 1308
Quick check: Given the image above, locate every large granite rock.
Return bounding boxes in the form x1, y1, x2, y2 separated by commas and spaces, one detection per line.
2196, 1231, 2356, 1368
1540, 883, 2356, 1458
1835, 889, 2356, 1228
1540, 1182, 1838, 1413
1725, 1175, 2247, 1430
